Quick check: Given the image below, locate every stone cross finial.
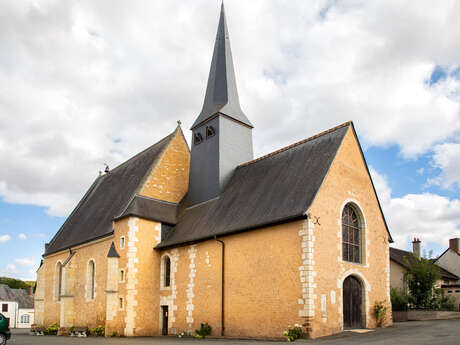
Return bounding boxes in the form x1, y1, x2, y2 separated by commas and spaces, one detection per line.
177, 120, 182, 126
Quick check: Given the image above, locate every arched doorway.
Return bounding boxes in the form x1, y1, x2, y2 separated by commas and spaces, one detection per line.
343, 275, 363, 329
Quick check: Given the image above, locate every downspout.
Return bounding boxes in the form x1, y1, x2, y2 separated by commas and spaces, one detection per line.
215, 237, 225, 336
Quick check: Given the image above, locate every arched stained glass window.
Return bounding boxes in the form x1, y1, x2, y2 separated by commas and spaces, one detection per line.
342, 204, 361, 263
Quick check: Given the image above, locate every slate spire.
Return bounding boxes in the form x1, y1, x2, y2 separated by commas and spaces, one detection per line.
191, 3, 252, 130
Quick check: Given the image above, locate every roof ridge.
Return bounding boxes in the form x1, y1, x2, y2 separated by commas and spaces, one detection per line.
238, 121, 352, 168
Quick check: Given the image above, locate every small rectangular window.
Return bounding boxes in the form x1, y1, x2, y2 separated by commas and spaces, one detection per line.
120, 236, 125, 250
456, 290, 460, 293
119, 297, 124, 310
448, 290, 453, 293
120, 269, 125, 282
2, 304, 7, 312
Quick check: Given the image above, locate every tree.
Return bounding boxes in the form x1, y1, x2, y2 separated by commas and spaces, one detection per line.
404, 255, 441, 309
0, 276, 31, 290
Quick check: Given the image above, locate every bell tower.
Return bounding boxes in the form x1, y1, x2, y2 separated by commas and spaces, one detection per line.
188, 4, 253, 206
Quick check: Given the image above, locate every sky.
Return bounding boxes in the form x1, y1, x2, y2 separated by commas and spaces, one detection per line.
0, 0, 459, 280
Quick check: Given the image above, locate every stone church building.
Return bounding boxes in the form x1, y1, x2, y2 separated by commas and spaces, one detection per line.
35, 5, 393, 339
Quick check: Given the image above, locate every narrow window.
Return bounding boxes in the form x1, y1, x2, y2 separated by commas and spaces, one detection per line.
120, 269, 125, 282
164, 256, 171, 287
120, 236, 125, 250
206, 126, 216, 138
194, 133, 203, 145
1, 304, 7, 312
56, 262, 63, 301
88, 260, 95, 300
342, 204, 362, 263
21, 314, 30, 324
119, 297, 124, 309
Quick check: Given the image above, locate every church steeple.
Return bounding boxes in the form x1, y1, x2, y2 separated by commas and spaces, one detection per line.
191, 3, 252, 130
188, 4, 254, 206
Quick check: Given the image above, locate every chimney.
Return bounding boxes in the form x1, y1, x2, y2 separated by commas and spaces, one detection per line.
28, 285, 33, 296
412, 237, 421, 259
449, 238, 460, 254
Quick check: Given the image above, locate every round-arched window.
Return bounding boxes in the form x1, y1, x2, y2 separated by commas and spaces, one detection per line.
342, 204, 362, 263
88, 260, 95, 300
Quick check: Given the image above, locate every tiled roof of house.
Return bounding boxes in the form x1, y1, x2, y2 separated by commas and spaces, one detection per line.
157, 122, 353, 248
0, 284, 34, 309
390, 247, 458, 280
44, 128, 179, 256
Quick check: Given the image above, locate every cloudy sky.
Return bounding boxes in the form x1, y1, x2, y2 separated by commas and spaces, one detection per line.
0, 0, 459, 280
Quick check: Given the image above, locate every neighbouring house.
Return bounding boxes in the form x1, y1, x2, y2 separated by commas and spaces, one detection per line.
34, 4, 393, 339
435, 238, 460, 309
0, 284, 34, 328
390, 238, 459, 296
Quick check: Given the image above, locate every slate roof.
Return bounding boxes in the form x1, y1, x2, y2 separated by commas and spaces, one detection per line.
115, 195, 178, 225
390, 247, 458, 280
44, 129, 178, 256
0, 284, 34, 309
158, 122, 362, 249
191, 3, 252, 130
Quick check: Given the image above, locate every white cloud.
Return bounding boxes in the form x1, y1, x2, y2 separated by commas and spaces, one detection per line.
0, 235, 11, 243
18, 233, 27, 240
0, 0, 459, 216
370, 167, 460, 250
15, 258, 36, 267
429, 142, 460, 189
5, 264, 17, 273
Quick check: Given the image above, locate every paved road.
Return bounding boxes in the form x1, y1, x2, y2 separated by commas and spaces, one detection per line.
7, 320, 460, 345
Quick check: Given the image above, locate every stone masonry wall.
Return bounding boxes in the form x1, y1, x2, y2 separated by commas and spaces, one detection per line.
159, 221, 304, 339
139, 129, 190, 203
306, 127, 392, 338
41, 237, 113, 328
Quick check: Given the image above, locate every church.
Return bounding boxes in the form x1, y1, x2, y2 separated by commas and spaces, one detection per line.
34, 4, 393, 339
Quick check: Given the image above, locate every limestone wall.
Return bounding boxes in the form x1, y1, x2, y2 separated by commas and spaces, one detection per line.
159, 221, 304, 339
41, 237, 113, 328
306, 126, 392, 338
139, 129, 190, 203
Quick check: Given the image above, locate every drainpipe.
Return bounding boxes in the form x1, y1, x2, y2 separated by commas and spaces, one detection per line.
215, 237, 225, 336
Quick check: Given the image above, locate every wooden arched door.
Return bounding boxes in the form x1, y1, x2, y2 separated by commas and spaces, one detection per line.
343, 275, 363, 329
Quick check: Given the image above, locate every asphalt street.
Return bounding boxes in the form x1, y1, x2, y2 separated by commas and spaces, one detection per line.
7, 320, 460, 345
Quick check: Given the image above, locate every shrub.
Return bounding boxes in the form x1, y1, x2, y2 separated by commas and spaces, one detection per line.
373, 301, 387, 327
431, 293, 455, 311
44, 322, 59, 335
391, 288, 409, 311
404, 255, 441, 309
195, 323, 212, 338
89, 325, 105, 337
283, 324, 303, 342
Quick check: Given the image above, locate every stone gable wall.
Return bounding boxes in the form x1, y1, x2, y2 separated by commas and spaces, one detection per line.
306, 127, 392, 338
139, 130, 190, 203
